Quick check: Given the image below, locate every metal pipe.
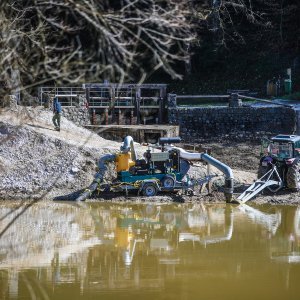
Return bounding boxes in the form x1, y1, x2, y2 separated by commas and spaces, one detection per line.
75, 154, 116, 201
120, 136, 137, 161
201, 153, 233, 180
201, 153, 234, 202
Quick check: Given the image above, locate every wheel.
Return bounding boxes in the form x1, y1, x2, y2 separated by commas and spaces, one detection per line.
161, 176, 175, 189
142, 183, 158, 197
287, 161, 300, 191
257, 165, 268, 179
257, 164, 281, 193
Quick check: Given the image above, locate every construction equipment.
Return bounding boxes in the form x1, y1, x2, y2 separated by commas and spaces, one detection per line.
237, 134, 300, 203
76, 136, 234, 202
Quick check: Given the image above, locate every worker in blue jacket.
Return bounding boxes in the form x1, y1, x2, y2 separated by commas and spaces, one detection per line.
52, 97, 62, 131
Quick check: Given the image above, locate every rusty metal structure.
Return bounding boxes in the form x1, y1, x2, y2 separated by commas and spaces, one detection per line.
39, 83, 167, 125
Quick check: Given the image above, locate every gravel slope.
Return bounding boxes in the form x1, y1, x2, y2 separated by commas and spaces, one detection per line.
0, 106, 122, 200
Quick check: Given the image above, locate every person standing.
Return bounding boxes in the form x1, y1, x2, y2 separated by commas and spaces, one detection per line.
52, 97, 62, 131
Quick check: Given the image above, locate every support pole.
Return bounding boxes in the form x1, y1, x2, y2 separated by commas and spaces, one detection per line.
105, 108, 108, 125
118, 109, 122, 125
85, 87, 90, 107
92, 109, 96, 125
136, 87, 141, 124
159, 86, 167, 123
229, 93, 242, 107
130, 110, 134, 125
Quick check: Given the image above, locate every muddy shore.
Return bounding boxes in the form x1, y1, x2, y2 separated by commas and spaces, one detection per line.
0, 106, 299, 205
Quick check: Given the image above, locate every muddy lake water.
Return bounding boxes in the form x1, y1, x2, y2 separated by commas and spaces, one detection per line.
0, 201, 300, 300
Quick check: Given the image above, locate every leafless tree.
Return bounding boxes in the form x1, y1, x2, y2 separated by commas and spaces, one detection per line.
0, 0, 196, 103
203, 0, 276, 46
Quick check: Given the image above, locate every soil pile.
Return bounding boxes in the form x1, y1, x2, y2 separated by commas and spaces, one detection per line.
0, 106, 123, 200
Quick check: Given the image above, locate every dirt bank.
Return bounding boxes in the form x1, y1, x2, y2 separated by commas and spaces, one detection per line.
0, 106, 123, 200
0, 106, 299, 204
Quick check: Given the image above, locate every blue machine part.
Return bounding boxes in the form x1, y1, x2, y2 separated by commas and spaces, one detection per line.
180, 159, 190, 177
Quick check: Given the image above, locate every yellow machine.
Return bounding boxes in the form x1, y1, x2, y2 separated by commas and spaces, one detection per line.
116, 153, 135, 172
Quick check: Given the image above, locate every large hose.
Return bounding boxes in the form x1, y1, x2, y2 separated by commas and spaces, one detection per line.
120, 136, 137, 161
75, 154, 116, 201
166, 146, 234, 202
75, 136, 136, 202
201, 153, 234, 202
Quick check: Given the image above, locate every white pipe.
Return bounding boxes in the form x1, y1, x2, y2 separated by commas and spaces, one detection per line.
165, 146, 233, 179
166, 146, 203, 161
201, 153, 234, 180
166, 145, 234, 201
121, 136, 138, 161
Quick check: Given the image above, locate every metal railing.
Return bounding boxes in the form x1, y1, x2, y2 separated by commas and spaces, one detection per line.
89, 97, 135, 108
39, 87, 86, 106
88, 97, 161, 108
172, 93, 296, 109
174, 94, 230, 107
39, 83, 167, 109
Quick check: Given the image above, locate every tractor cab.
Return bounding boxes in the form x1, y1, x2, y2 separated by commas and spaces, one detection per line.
268, 135, 300, 160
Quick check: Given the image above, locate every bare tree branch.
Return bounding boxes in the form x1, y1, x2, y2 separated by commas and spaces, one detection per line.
0, 0, 196, 102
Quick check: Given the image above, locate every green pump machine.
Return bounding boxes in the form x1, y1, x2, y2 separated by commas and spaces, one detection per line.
76, 136, 234, 201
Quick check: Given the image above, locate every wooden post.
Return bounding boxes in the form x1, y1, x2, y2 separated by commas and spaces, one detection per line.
158, 96, 163, 124
92, 109, 96, 125
205, 147, 212, 194
229, 93, 242, 107
105, 108, 108, 125
130, 110, 134, 125
167, 94, 177, 108
85, 87, 90, 107
159, 86, 167, 123
139, 129, 145, 143
118, 109, 122, 125
135, 87, 141, 124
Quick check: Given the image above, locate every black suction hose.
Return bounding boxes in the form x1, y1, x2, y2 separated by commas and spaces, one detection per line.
75, 154, 116, 201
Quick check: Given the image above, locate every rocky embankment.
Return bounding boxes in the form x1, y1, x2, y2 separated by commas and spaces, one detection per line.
0, 106, 123, 200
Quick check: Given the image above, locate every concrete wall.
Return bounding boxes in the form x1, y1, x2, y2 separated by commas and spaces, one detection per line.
168, 106, 297, 142
86, 125, 179, 143
63, 107, 91, 127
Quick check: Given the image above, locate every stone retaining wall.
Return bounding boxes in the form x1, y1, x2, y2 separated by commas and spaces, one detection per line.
296, 110, 300, 135
62, 107, 91, 127
168, 106, 297, 142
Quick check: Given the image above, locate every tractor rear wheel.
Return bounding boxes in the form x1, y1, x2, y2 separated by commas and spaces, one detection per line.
287, 162, 300, 191
257, 165, 281, 193
142, 183, 158, 197
257, 165, 268, 179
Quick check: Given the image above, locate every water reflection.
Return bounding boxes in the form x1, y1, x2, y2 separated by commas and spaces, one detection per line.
0, 202, 300, 299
